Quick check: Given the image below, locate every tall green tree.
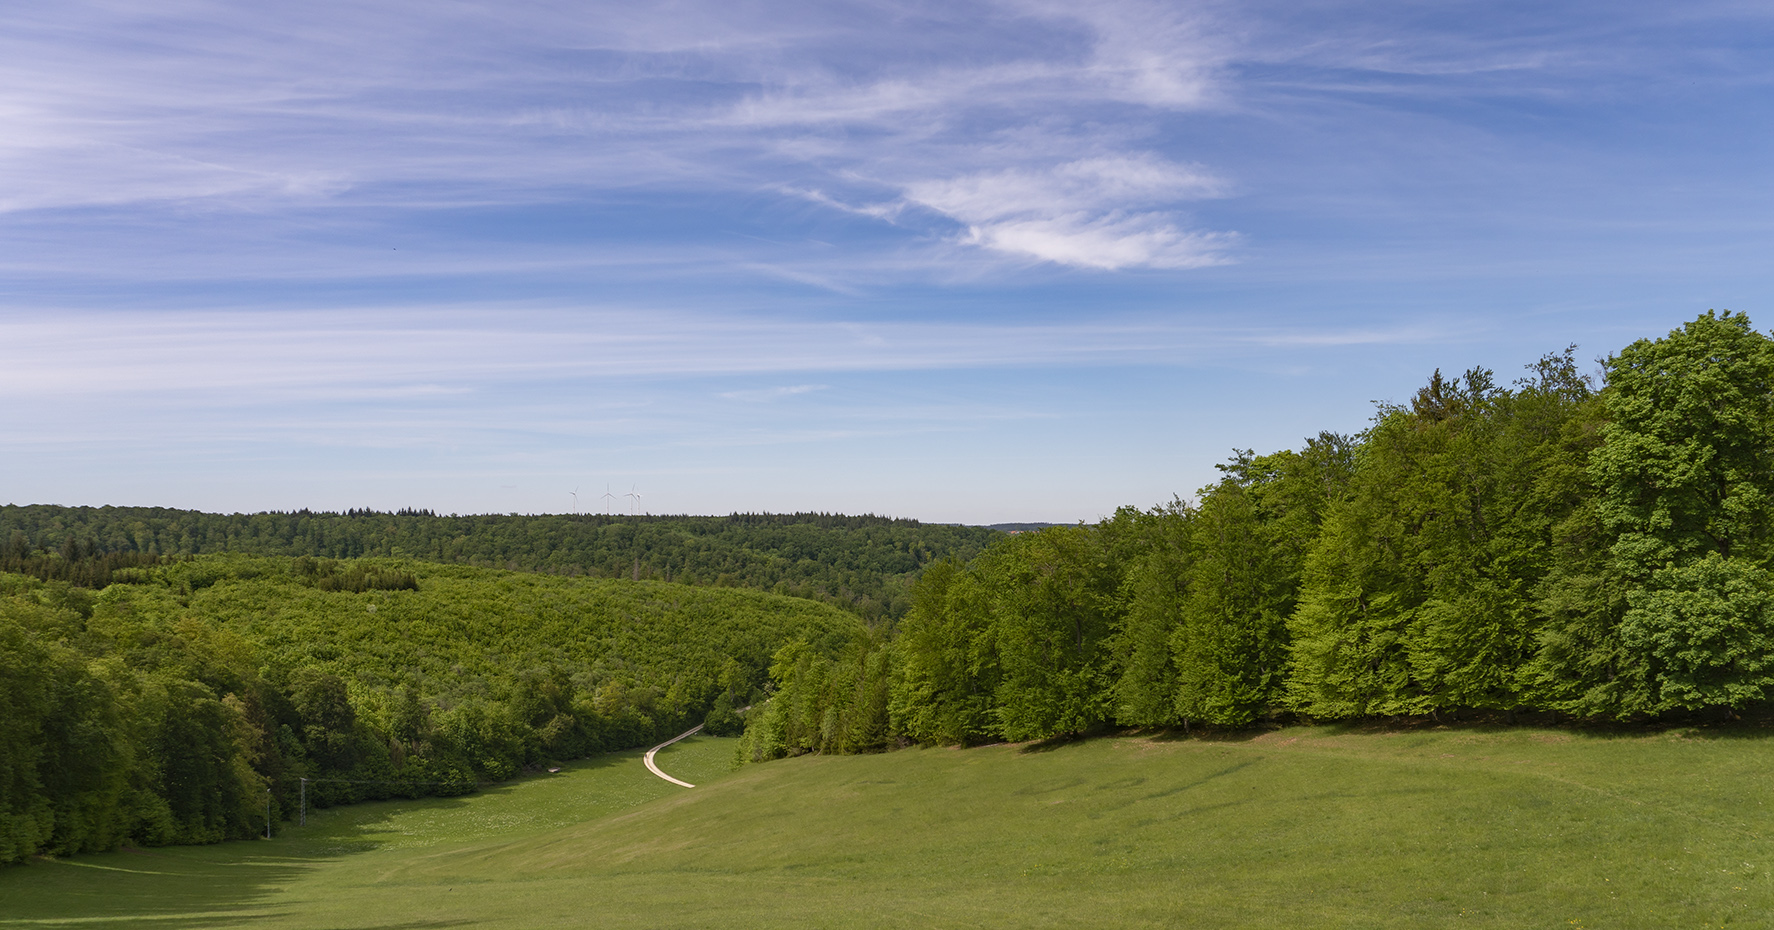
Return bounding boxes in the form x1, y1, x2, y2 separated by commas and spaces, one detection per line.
0, 611, 55, 862
888, 560, 1001, 745
1173, 438, 1349, 726
737, 633, 892, 760
1592, 311, 1774, 574
989, 527, 1120, 740
1111, 505, 1191, 727
1574, 312, 1774, 714
1290, 357, 1597, 717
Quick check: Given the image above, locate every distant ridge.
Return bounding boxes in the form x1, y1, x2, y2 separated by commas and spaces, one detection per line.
981, 522, 1061, 533
0, 504, 1001, 621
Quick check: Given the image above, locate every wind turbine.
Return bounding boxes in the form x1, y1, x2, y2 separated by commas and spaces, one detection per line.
569, 487, 580, 514
600, 485, 617, 515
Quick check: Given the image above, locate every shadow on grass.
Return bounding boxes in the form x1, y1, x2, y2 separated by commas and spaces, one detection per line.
1114, 702, 1774, 746
0, 750, 648, 928
1014, 722, 1167, 754
0, 847, 322, 928
308, 915, 478, 922
979, 703, 1774, 759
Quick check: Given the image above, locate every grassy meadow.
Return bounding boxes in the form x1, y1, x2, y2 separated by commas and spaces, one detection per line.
4, 726, 1772, 929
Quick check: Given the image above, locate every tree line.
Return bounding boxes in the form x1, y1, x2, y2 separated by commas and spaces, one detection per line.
1, 557, 861, 864
0, 511, 1001, 623
0, 535, 163, 590
739, 312, 1774, 760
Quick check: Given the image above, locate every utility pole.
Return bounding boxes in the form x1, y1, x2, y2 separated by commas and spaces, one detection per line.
265, 789, 272, 839
300, 778, 307, 827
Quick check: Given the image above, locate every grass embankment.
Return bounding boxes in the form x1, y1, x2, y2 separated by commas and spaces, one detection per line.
5, 727, 1772, 928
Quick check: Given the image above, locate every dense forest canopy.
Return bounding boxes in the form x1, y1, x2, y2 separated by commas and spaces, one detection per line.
738, 312, 1774, 761
0, 556, 861, 864
0, 510, 1003, 623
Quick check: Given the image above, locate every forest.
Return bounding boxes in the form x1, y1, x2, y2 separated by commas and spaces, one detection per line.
10, 310, 1774, 866
737, 312, 1774, 760
0, 556, 861, 864
0, 510, 1002, 623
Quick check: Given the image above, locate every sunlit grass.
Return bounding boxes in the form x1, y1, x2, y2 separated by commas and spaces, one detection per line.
3, 728, 1772, 928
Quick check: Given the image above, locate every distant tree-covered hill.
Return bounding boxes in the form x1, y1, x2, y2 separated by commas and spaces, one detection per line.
0, 555, 863, 863
0, 507, 1003, 622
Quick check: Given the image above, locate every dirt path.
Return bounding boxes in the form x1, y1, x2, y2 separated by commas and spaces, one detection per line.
643, 724, 704, 787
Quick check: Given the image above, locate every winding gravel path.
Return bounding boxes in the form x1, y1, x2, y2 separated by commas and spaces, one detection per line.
643, 724, 704, 788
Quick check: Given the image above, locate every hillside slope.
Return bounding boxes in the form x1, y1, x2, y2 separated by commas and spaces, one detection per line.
4, 726, 1770, 928
0, 557, 862, 862
128, 555, 863, 703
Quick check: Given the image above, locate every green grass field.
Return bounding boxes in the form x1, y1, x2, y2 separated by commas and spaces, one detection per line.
3, 726, 1772, 929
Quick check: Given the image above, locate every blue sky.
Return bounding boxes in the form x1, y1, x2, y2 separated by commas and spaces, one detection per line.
3, 0, 1772, 523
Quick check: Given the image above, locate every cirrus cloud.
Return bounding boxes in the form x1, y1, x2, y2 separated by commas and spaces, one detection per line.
901, 154, 1232, 268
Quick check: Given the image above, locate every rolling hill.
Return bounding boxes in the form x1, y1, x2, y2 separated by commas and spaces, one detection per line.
0, 556, 863, 862
4, 725, 1769, 928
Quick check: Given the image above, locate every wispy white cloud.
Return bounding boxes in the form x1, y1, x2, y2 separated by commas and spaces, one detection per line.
13, 0, 1748, 280
719, 384, 828, 402
0, 0, 1245, 271
904, 156, 1226, 220
961, 214, 1233, 269
2, 2, 1758, 220
2, 1, 1770, 521
0, 306, 1467, 402
899, 154, 1231, 268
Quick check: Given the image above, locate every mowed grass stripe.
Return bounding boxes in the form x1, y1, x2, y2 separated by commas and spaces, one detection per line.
3, 728, 1771, 929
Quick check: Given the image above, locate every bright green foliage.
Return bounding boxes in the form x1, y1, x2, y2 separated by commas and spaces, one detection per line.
1290, 358, 1599, 717
983, 527, 1121, 740
1620, 555, 1774, 710
0, 556, 861, 863
1592, 311, 1774, 575
885, 528, 1125, 744
1596, 313, 1774, 713
0, 608, 56, 861
1537, 313, 1774, 715
1172, 438, 1350, 725
698, 656, 751, 736
886, 559, 1001, 744
701, 692, 745, 736
736, 635, 892, 761
0, 509, 1001, 622
0, 579, 279, 861
1109, 506, 1190, 726
717, 314, 1774, 750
